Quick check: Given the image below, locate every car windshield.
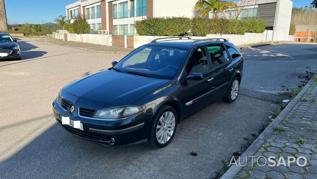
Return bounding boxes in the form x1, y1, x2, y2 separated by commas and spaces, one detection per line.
114, 46, 188, 79
0, 34, 13, 43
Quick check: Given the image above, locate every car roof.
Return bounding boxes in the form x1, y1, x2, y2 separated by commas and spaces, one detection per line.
148, 38, 235, 50
0, 32, 9, 35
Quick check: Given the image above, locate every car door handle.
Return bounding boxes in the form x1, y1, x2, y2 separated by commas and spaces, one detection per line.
227, 67, 234, 72
207, 77, 214, 82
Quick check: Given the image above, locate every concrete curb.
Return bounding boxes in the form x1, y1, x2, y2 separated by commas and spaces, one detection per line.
221, 78, 314, 179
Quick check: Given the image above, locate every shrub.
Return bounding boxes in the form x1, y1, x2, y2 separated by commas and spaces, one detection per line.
191, 18, 210, 36
289, 24, 296, 35
136, 17, 191, 36
18, 23, 58, 36
64, 23, 74, 33
242, 19, 265, 33
72, 17, 90, 34
137, 17, 266, 36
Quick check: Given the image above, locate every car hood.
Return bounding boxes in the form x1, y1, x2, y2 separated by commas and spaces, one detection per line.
0, 42, 17, 49
62, 70, 169, 109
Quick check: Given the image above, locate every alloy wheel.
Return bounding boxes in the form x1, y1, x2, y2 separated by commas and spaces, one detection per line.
155, 111, 176, 145
230, 79, 240, 101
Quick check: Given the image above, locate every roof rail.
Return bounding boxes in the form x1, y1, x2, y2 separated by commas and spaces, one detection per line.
151, 36, 192, 43
194, 38, 228, 43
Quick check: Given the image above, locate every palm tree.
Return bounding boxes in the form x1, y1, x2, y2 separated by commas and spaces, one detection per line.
312, 0, 317, 8
0, 0, 7, 31
195, 0, 236, 18
55, 15, 67, 30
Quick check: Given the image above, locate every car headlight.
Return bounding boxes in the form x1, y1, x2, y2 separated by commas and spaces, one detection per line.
94, 106, 143, 119
13, 46, 20, 51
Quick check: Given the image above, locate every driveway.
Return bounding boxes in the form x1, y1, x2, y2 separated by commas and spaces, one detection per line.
0, 38, 315, 178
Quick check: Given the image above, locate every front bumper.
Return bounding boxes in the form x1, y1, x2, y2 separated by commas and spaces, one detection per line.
0, 49, 21, 60
52, 100, 152, 145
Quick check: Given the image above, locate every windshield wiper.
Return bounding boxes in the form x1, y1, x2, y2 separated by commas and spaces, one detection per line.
125, 70, 148, 77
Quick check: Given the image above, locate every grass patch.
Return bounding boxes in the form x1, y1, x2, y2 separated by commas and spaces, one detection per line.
297, 138, 305, 145
273, 126, 286, 134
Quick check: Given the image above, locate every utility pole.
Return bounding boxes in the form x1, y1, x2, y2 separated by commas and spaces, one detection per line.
0, 0, 8, 31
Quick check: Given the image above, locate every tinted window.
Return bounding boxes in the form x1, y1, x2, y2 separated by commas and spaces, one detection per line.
186, 47, 210, 75
116, 46, 188, 79
0, 34, 13, 43
207, 45, 229, 65
227, 46, 241, 59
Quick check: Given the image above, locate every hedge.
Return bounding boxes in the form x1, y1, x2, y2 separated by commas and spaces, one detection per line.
136, 17, 265, 36
135, 17, 191, 36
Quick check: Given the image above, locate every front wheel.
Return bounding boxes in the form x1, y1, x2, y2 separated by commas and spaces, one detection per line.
224, 78, 240, 103
150, 106, 177, 148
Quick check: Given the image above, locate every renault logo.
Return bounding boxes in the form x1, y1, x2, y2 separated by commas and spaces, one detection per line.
69, 105, 75, 113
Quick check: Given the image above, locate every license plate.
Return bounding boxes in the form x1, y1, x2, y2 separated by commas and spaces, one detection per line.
0, 53, 8, 57
61, 116, 83, 131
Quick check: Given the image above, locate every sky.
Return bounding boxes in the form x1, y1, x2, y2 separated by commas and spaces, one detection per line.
5, 0, 315, 24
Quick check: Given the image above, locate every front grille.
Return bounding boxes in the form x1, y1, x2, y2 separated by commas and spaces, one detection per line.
0, 49, 12, 53
79, 108, 96, 118
61, 98, 72, 110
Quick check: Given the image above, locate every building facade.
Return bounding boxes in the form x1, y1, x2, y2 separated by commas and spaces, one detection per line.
220, 0, 293, 41
66, 0, 197, 35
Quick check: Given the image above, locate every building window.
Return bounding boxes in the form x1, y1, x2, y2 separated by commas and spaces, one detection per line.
137, 0, 147, 16
129, 24, 135, 35
70, 8, 79, 19
96, 5, 101, 18
120, 24, 129, 35
113, 4, 118, 19
130, 0, 135, 17
240, 8, 258, 19
118, 2, 128, 18
113, 25, 119, 35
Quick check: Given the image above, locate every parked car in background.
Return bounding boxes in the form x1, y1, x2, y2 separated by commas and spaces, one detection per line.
0, 32, 21, 60
52, 37, 244, 148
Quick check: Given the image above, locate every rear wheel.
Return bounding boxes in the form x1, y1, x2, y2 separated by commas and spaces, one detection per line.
224, 78, 240, 103
150, 106, 177, 148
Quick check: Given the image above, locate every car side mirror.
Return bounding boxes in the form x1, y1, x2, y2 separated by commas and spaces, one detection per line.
187, 73, 204, 80
112, 61, 118, 67
13, 39, 18, 42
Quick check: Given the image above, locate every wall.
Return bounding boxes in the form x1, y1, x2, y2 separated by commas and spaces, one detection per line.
133, 30, 294, 48
272, 0, 293, 41
52, 31, 112, 46
153, 0, 196, 18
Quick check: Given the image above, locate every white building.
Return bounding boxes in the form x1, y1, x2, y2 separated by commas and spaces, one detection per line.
66, 0, 198, 35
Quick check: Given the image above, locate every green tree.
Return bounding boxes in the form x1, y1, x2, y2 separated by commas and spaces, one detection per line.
312, 0, 317, 8
195, 0, 236, 18
55, 15, 67, 30
72, 17, 90, 34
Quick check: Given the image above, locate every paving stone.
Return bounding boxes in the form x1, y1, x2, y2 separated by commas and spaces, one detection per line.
230, 80, 317, 179
306, 173, 317, 179
284, 172, 304, 179
266, 171, 285, 179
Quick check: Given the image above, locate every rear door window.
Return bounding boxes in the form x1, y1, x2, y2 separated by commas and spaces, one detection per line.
206, 45, 230, 65
226, 46, 241, 59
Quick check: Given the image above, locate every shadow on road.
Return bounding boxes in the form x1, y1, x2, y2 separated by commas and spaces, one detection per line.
0, 96, 277, 178
0, 40, 48, 67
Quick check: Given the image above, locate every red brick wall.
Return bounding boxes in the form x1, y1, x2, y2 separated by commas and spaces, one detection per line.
147, 0, 153, 18
108, 2, 113, 34
295, 31, 316, 42
112, 35, 125, 47
101, 0, 107, 30
127, 36, 134, 48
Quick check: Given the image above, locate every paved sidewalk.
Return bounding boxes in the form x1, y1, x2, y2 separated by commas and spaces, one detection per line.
222, 76, 317, 179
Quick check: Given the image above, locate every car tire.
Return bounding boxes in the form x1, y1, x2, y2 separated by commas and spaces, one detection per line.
15, 56, 22, 60
224, 77, 240, 103
150, 106, 178, 148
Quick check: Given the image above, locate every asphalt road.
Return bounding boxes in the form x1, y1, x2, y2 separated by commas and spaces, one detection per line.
0, 38, 316, 179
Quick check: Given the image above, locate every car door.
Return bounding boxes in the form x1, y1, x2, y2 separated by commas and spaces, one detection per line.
205, 44, 232, 95
178, 46, 215, 115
